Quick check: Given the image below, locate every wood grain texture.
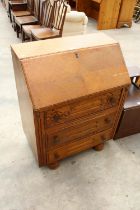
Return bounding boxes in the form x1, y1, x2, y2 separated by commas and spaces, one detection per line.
98, 0, 122, 29
77, 0, 136, 30
77, 0, 100, 20
11, 33, 117, 59
117, 0, 137, 28
19, 44, 130, 110
11, 50, 39, 163
11, 34, 130, 168
77, 0, 122, 29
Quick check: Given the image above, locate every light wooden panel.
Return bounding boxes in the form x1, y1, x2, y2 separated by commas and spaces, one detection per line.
117, 0, 137, 28
98, 0, 122, 29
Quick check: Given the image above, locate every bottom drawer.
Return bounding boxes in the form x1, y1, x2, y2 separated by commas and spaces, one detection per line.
47, 129, 112, 164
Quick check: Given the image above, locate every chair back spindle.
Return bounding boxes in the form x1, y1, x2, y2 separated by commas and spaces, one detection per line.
33, 0, 41, 19
41, 0, 53, 27
51, 0, 67, 36
27, 0, 34, 13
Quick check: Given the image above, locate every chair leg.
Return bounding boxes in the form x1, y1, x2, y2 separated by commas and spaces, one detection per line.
30, 33, 36, 41
11, 16, 15, 30
16, 24, 20, 38
13, 19, 16, 32
30, 34, 33, 41
21, 30, 25, 42
8, 4, 12, 22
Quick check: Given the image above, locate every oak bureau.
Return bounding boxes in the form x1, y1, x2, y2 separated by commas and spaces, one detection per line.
11, 33, 130, 169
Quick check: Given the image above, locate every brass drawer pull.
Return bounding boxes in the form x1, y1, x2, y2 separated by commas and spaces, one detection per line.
109, 97, 116, 105
53, 114, 61, 122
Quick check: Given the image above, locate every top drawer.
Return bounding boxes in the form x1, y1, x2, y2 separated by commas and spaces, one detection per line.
44, 88, 122, 128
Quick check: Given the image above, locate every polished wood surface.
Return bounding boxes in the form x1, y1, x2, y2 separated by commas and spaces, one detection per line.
98, 0, 121, 29
77, 0, 122, 29
77, 0, 136, 30
77, 0, 100, 21
117, 0, 137, 28
114, 84, 140, 139
18, 45, 129, 110
11, 33, 117, 59
12, 51, 39, 162
11, 34, 130, 168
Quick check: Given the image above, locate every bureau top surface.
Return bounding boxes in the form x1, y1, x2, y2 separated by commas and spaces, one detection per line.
15, 36, 130, 110
11, 33, 117, 60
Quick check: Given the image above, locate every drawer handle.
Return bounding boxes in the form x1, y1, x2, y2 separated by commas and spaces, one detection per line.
104, 118, 111, 124
53, 135, 60, 144
109, 97, 116, 105
53, 114, 61, 122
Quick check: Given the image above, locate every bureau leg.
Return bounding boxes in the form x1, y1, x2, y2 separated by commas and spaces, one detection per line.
93, 143, 104, 151
48, 161, 59, 170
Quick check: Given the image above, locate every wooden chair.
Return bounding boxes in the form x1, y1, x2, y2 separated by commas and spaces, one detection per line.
14, 0, 40, 38
8, 0, 27, 22
30, 0, 67, 41
22, 0, 53, 42
11, 0, 34, 30
11, 0, 34, 20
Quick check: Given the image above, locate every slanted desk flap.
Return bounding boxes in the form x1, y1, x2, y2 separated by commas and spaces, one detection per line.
20, 42, 130, 110
11, 33, 117, 60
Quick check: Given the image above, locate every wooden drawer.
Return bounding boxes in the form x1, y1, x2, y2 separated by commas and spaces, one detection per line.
44, 89, 122, 128
46, 111, 115, 148
47, 129, 112, 163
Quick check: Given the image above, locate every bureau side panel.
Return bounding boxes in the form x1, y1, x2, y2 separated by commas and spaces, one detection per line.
11, 50, 39, 163
98, 0, 121, 29
112, 86, 129, 137
117, 0, 136, 28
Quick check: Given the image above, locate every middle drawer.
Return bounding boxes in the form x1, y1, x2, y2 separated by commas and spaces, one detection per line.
46, 111, 116, 148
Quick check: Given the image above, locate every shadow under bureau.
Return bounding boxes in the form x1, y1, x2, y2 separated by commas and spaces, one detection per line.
11, 33, 130, 169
